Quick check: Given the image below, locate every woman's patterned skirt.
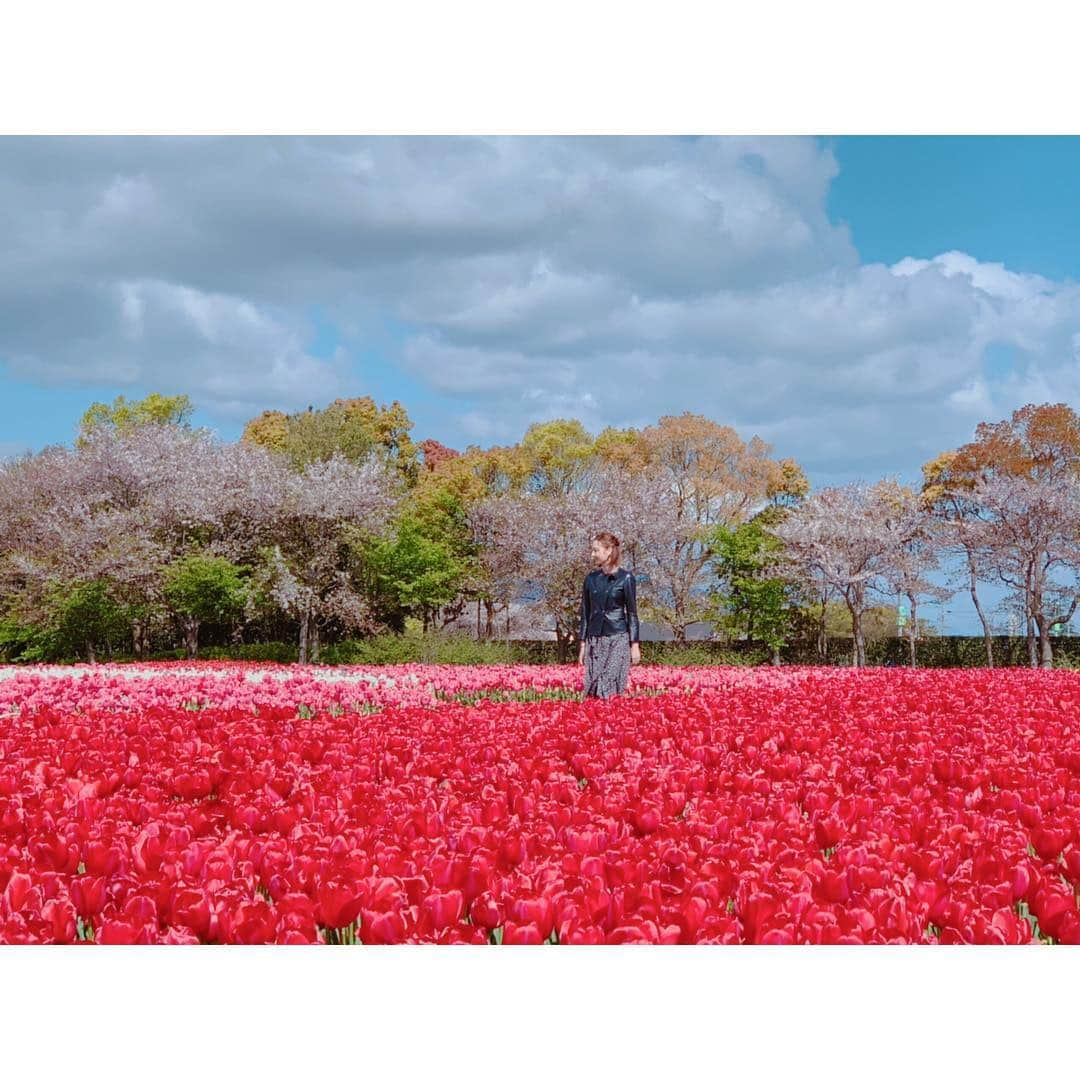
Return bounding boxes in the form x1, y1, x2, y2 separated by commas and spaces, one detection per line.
583, 633, 631, 698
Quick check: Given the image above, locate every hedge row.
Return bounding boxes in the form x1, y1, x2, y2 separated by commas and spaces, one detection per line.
33, 633, 1076, 667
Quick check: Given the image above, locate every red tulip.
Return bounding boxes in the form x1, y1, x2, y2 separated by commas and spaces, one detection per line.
2, 872, 36, 916
132, 828, 166, 875
360, 909, 407, 944
316, 881, 364, 930
98, 918, 152, 945
83, 842, 125, 878
169, 888, 212, 939
498, 835, 526, 868
70, 876, 108, 919
1062, 849, 1080, 889
41, 899, 77, 944
813, 816, 845, 851
227, 900, 280, 945
422, 890, 465, 931
469, 893, 502, 930
633, 805, 662, 836
1031, 825, 1071, 862
502, 921, 545, 944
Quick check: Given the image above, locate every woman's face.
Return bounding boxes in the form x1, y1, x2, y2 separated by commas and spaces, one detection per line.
590, 538, 614, 566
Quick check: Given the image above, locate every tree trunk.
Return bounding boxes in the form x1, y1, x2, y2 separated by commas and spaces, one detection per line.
310, 617, 321, 664
846, 591, 866, 668
132, 619, 152, 660
484, 597, 495, 639
966, 554, 993, 668
298, 608, 310, 664
908, 594, 918, 668
1036, 612, 1054, 669
86, 639, 97, 664
770, 645, 781, 666
816, 587, 828, 662
184, 615, 199, 659
555, 623, 569, 663
1025, 562, 1039, 668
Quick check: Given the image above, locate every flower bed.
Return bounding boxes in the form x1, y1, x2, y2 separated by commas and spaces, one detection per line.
1, 664, 1078, 943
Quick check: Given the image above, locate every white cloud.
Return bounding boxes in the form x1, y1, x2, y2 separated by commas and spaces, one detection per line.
1, 276, 346, 414
4, 136, 1080, 483
948, 377, 994, 415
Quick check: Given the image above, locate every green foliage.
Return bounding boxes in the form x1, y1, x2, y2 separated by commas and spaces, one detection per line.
0, 614, 51, 662
434, 686, 584, 705
386, 516, 468, 616
323, 630, 519, 665
348, 510, 473, 632
28, 578, 132, 661
519, 418, 595, 494
77, 392, 193, 444
163, 551, 249, 625
707, 521, 795, 651
642, 641, 768, 666
810, 600, 934, 642
280, 404, 378, 470
242, 396, 418, 482
147, 641, 300, 663
24, 627, 1080, 668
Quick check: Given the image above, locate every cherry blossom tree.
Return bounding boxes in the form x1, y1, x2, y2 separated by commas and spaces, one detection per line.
622, 414, 808, 641
772, 482, 904, 667
923, 403, 1080, 667
966, 471, 1080, 668
469, 464, 652, 659
875, 483, 952, 667
922, 451, 1000, 667
244, 452, 397, 663
0, 426, 215, 658
0, 425, 397, 663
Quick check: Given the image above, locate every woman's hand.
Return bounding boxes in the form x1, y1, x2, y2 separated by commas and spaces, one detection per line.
630, 641, 641, 665
578, 643, 586, 665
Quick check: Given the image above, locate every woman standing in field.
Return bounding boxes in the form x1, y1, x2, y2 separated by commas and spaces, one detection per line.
577, 531, 641, 698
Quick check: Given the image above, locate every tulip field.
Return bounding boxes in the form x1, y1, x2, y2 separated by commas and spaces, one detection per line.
2, 661, 1080, 944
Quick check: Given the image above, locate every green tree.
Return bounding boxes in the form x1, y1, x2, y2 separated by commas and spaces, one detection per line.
708, 521, 795, 664
409, 443, 529, 634
519, 418, 595, 495
242, 396, 419, 483
77, 392, 194, 446
43, 578, 130, 663
162, 551, 249, 658
351, 514, 469, 633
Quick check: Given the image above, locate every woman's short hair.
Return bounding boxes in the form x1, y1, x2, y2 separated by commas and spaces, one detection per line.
591, 531, 620, 560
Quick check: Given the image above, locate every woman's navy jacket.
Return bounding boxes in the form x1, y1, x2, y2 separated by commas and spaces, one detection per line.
579, 567, 640, 642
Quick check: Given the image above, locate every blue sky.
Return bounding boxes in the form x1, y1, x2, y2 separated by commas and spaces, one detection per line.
824, 136, 1080, 279
3, 135, 1080, 632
